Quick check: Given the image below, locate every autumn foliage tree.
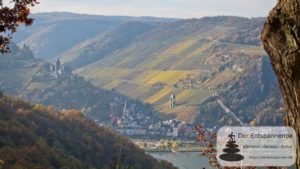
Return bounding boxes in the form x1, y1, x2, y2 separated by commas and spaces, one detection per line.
194, 125, 220, 169
0, 0, 39, 53
0, 95, 177, 169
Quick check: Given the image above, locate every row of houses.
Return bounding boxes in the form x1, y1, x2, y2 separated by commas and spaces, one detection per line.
114, 124, 197, 139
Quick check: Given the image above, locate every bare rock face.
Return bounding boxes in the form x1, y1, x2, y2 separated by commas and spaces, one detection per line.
261, 0, 300, 167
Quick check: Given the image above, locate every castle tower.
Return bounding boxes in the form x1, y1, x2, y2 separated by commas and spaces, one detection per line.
170, 93, 176, 109
55, 58, 61, 73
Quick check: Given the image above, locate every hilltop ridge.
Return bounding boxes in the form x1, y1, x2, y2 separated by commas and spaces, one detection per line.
10, 14, 284, 125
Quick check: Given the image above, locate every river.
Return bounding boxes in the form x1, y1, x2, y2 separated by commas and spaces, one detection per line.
148, 152, 210, 169
148, 152, 297, 169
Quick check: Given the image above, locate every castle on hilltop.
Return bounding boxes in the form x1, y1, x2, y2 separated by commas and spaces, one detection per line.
49, 58, 71, 77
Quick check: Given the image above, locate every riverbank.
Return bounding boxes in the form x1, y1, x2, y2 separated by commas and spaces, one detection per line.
132, 139, 205, 153
148, 152, 210, 169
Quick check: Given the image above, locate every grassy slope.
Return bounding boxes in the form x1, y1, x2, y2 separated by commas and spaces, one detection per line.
66, 16, 267, 122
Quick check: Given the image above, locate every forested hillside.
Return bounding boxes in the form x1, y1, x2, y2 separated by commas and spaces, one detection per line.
195, 56, 284, 127
0, 94, 176, 169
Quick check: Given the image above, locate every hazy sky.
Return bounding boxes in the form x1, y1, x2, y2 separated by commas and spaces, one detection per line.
32, 0, 277, 18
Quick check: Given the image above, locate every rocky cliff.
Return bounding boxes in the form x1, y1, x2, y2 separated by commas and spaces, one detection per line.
261, 0, 300, 167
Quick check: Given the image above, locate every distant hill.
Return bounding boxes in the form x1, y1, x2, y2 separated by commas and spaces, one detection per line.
10, 14, 284, 126
61, 21, 157, 69
13, 12, 176, 60
195, 57, 284, 127
0, 43, 151, 121
0, 94, 177, 169
59, 16, 283, 124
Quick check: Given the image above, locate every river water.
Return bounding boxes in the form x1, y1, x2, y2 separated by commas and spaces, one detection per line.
148, 152, 210, 169
149, 152, 297, 169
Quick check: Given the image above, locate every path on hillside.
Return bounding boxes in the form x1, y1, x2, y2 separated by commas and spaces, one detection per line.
217, 98, 244, 126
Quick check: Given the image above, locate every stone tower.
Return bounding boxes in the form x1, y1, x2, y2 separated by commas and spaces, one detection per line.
55, 58, 61, 73
170, 93, 176, 109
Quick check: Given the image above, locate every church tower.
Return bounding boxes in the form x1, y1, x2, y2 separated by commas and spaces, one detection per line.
122, 101, 128, 116
170, 93, 176, 109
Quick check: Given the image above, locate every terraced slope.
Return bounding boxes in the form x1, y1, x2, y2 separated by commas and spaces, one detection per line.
61, 16, 273, 122
61, 22, 157, 69
0, 43, 149, 121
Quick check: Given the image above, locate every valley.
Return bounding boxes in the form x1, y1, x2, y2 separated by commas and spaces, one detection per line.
61, 16, 281, 124
0, 0, 296, 168
6, 13, 284, 127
